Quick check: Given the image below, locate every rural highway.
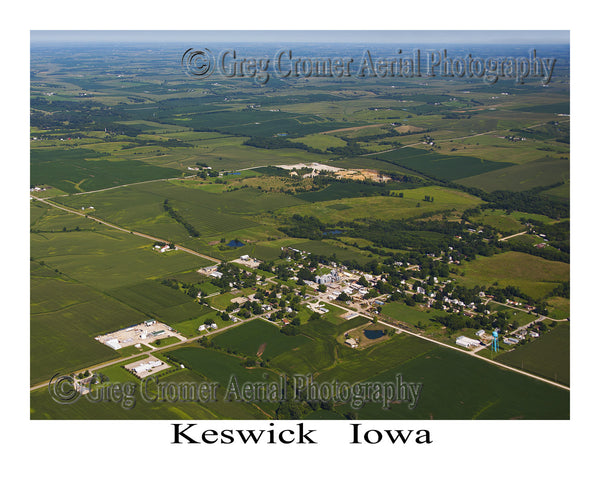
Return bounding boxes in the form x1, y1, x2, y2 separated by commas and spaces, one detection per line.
31, 196, 221, 265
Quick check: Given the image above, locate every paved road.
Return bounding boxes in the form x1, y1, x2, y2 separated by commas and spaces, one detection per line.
31, 196, 221, 265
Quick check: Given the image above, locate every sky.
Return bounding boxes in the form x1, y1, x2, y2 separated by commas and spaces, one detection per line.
30, 30, 570, 45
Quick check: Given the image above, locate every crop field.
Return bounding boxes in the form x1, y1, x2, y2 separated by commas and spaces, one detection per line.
167, 345, 276, 386
31, 148, 182, 193
458, 156, 570, 192
376, 147, 513, 181
56, 181, 307, 243
497, 324, 570, 385
294, 181, 398, 202
31, 226, 210, 290
330, 340, 569, 419
455, 251, 569, 300
433, 132, 568, 165
30, 263, 144, 384
270, 315, 367, 374
541, 181, 570, 200
211, 319, 312, 358
165, 109, 360, 137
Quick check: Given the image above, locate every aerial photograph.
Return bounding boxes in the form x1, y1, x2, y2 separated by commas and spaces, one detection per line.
29, 30, 570, 420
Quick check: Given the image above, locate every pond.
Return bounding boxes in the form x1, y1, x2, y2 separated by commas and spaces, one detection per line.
227, 240, 245, 247
363, 329, 385, 340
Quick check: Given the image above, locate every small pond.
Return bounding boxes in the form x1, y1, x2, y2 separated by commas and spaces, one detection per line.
363, 329, 385, 340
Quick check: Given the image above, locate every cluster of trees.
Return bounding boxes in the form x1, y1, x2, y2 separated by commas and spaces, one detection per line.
550, 281, 569, 299
163, 199, 199, 237
160, 278, 200, 298
279, 214, 327, 241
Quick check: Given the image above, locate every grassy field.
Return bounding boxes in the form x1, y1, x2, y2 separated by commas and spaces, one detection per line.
381, 302, 437, 328
455, 251, 569, 300
56, 181, 305, 244
279, 186, 482, 223
546, 297, 570, 319
469, 209, 526, 234
496, 324, 570, 385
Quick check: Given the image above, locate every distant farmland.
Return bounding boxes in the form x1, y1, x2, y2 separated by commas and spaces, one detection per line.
376, 147, 512, 181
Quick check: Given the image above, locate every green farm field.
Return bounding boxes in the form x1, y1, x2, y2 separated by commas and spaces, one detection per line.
496, 324, 570, 385
458, 156, 569, 192
31, 225, 211, 290
329, 337, 569, 419
30, 262, 143, 384
211, 318, 312, 359
376, 147, 512, 181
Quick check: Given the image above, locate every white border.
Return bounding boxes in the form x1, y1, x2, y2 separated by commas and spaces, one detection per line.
4, 1, 597, 478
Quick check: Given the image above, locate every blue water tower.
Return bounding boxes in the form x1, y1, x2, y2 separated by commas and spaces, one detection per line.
491, 330, 499, 353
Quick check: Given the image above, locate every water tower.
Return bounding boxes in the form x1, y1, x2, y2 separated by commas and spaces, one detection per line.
491, 330, 499, 353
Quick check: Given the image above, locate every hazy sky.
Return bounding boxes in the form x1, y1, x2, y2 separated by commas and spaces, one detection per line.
31, 30, 569, 44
